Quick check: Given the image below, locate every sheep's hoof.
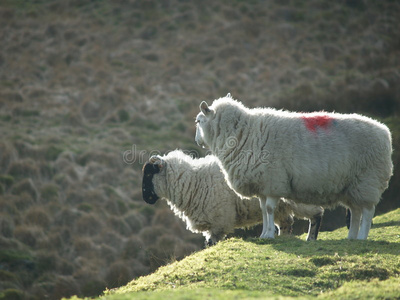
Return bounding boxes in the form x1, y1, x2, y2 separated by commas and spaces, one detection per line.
205, 239, 215, 247
260, 233, 275, 239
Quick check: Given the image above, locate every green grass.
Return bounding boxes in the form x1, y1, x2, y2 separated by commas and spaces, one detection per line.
67, 208, 400, 300
0, 175, 14, 188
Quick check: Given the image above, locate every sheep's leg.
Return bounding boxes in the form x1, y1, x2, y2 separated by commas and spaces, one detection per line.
209, 231, 226, 245
264, 197, 278, 239
203, 232, 214, 247
347, 207, 361, 239
259, 198, 268, 238
205, 239, 214, 247
306, 215, 322, 241
357, 206, 375, 240
274, 225, 281, 236
345, 209, 351, 229
276, 216, 293, 236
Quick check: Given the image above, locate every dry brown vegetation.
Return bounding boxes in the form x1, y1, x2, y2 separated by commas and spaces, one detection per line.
0, 0, 399, 299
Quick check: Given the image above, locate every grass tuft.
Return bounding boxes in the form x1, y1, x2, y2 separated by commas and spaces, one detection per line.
309, 256, 337, 267
0, 175, 14, 188
0, 289, 24, 300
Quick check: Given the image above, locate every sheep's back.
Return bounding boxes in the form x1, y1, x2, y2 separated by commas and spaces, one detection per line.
162, 154, 243, 232
215, 108, 392, 205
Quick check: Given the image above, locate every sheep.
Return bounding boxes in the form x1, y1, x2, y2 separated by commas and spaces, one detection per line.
195, 94, 393, 240
142, 150, 324, 245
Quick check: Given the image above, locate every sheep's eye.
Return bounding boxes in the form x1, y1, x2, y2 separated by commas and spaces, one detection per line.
195, 119, 200, 124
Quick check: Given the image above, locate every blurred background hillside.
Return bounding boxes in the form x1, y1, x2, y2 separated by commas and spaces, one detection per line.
0, 0, 399, 299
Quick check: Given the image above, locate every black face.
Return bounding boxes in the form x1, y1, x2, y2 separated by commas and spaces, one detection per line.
142, 162, 161, 204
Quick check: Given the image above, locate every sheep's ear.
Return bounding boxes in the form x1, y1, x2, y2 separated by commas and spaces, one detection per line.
200, 101, 211, 115
226, 93, 232, 98
149, 155, 159, 164
149, 155, 164, 170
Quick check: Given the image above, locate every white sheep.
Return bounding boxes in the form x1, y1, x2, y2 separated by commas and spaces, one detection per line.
195, 94, 393, 240
142, 150, 324, 245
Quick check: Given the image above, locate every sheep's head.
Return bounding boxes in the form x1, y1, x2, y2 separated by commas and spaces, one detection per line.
195, 93, 237, 150
195, 100, 215, 149
142, 155, 165, 204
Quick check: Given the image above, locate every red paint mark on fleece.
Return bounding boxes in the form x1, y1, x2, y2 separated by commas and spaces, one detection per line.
301, 115, 334, 132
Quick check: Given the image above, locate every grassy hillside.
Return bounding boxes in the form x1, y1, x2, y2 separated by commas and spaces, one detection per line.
69, 208, 400, 300
0, 0, 399, 299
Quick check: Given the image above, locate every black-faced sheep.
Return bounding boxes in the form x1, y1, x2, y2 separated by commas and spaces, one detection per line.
195, 95, 393, 240
142, 150, 324, 245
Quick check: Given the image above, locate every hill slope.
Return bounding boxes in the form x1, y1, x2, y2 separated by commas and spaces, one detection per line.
84, 208, 400, 300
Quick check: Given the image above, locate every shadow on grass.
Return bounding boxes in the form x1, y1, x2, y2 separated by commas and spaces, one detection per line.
370, 220, 400, 228
246, 236, 400, 256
